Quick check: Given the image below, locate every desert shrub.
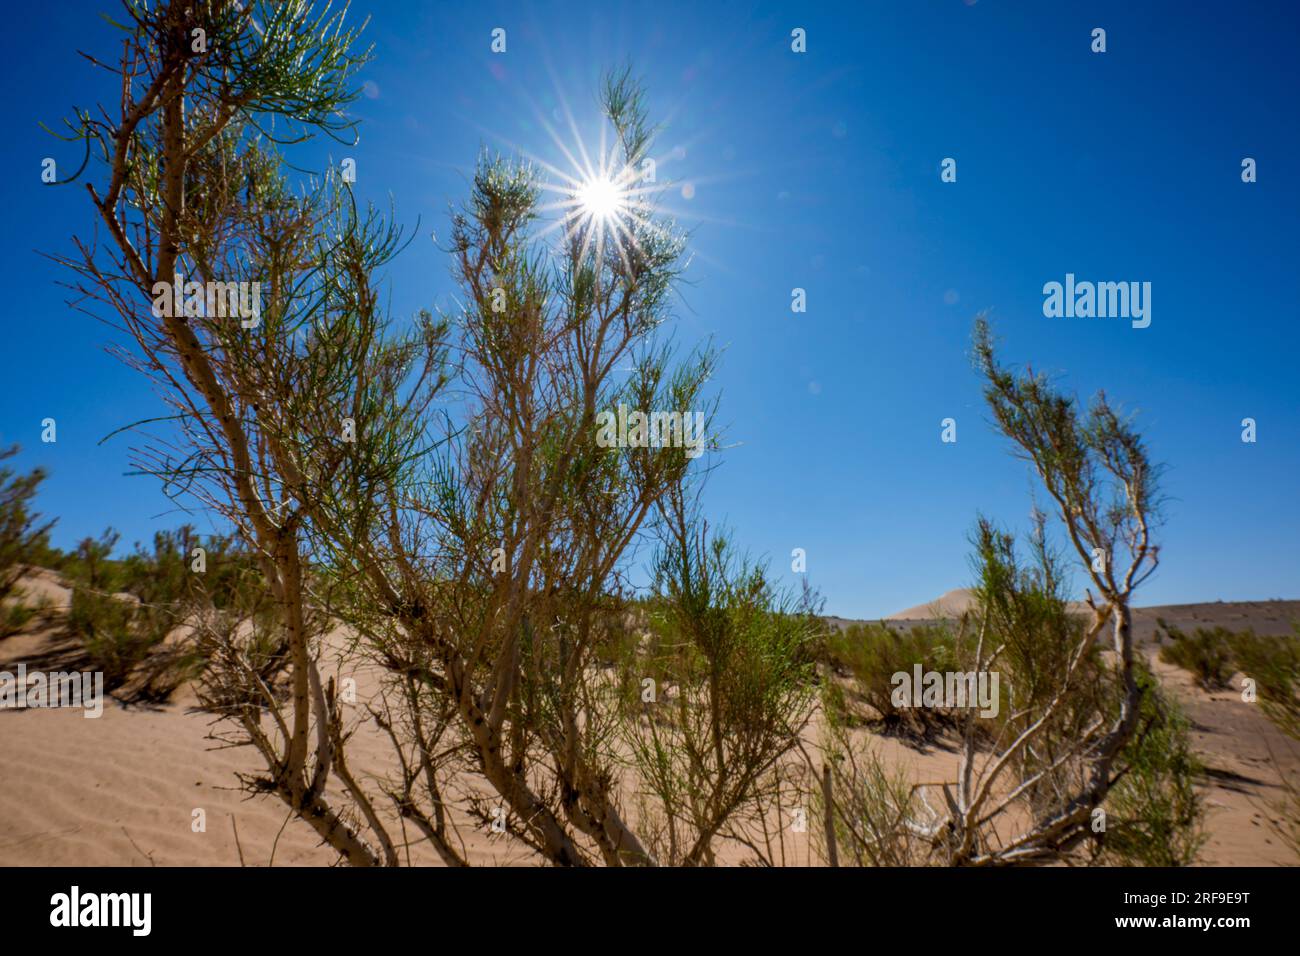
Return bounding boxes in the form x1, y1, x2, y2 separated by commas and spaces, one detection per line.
56, 525, 276, 702
0, 445, 56, 636
59, 530, 124, 590
55, 0, 821, 866
0, 446, 53, 584
0, 461, 232, 695
195, 605, 291, 714
1095, 666, 1205, 866
825, 621, 957, 738
817, 734, 924, 867
954, 316, 1164, 865
1229, 626, 1300, 737
118, 530, 197, 604
1228, 625, 1300, 859
117, 527, 262, 609
971, 516, 1115, 819
1157, 620, 1235, 690
624, 512, 819, 865
823, 489, 1174, 867
1, 601, 39, 637
67, 588, 174, 691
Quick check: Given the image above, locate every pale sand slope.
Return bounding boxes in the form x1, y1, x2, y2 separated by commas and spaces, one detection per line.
1, 571, 524, 867
1, 572, 1297, 866
886, 588, 982, 622
0, 640, 545, 867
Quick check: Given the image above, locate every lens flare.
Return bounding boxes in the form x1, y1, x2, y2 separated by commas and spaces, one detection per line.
576, 174, 626, 223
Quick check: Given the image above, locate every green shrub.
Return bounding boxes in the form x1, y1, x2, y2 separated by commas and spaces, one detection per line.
1, 600, 37, 639
1157, 620, 1235, 690
0, 445, 57, 635
819, 735, 923, 866
623, 522, 819, 865
1097, 666, 1205, 866
825, 621, 957, 738
1229, 626, 1300, 738
194, 606, 291, 714
1228, 626, 1300, 860
56, 525, 278, 702
67, 588, 169, 689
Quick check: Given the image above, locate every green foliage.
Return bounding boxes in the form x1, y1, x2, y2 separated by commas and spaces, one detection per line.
969, 515, 1119, 820
972, 316, 1162, 599
1156, 620, 1236, 690
824, 621, 957, 738
819, 736, 924, 867
1228, 626, 1300, 739
66, 588, 172, 691
56, 525, 272, 701
1, 601, 40, 639
1097, 666, 1206, 867
52, 525, 261, 605
624, 506, 818, 864
972, 514, 1089, 710
59, 530, 122, 590
1153, 620, 1300, 738
0, 445, 57, 634
194, 601, 291, 714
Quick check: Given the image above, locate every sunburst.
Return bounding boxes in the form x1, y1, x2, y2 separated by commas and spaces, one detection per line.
574, 172, 627, 224
547, 141, 651, 270
465, 79, 725, 274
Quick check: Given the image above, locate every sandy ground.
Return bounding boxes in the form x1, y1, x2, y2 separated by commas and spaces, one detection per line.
1, 572, 1297, 866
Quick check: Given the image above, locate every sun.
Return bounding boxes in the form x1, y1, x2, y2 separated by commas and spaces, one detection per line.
554, 166, 640, 263
575, 174, 626, 223
510, 95, 678, 265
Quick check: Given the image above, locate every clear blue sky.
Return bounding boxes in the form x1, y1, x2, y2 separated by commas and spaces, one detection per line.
2, 1, 1297, 618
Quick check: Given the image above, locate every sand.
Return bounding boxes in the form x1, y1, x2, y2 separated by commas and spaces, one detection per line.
1, 572, 1296, 866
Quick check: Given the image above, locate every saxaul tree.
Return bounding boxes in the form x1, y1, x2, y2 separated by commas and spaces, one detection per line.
54, 0, 407, 865
948, 319, 1163, 862
915, 320, 1167, 864
822, 318, 1167, 866
301, 69, 818, 866
56, 0, 813, 866
967, 316, 1162, 853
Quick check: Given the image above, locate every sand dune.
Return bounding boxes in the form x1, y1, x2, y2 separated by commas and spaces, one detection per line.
884, 586, 1300, 645
886, 588, 980, 621
2, 571, 1297, 866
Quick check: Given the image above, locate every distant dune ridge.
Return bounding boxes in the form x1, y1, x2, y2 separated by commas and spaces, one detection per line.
876, 587, 1300, 646
886, 588, 981, 621
2, 569, 1298, 866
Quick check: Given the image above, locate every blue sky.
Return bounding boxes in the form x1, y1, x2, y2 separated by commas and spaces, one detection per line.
1, 1, 1297, 618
